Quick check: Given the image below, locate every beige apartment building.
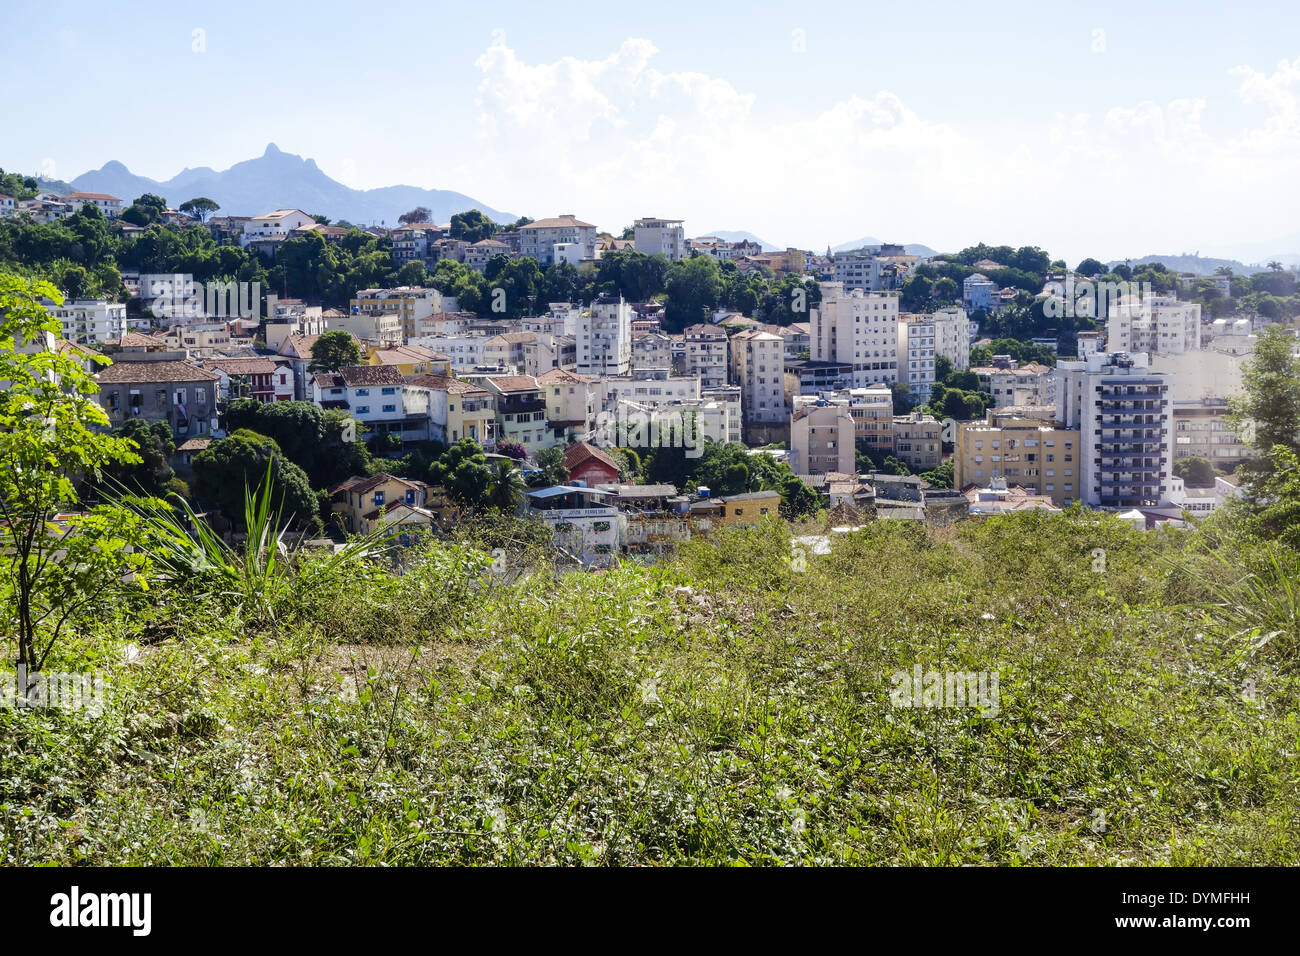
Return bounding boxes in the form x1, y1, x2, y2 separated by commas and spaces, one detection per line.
790, 396, 856, 476
955, 414, 1082, 506
892, 410, 942, 471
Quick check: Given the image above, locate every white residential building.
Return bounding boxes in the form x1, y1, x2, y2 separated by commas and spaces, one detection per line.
47, 298, 127, 343
809, 281, 900, 388
1053, 351, 1173, 508
600, 370, 700, 415
61, 192, 122, 218
633, 218, 686, 259
241, 209, 315, 247
312, 365, 426, 443
896, 309, 970, 402
1107, 296, 1202, 355
681, 324, 729, 387
576, 296, 633, 377
519, 215, 597, 265
701, 385, 743, 444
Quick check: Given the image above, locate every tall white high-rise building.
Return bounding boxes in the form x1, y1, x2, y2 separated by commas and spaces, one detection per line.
896, 308, 970, 402
1053, 351, 1173, 508
810, 281, 899, 388
576, 296, 632, 376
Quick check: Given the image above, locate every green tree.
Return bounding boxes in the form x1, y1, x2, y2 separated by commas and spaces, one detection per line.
309, 329, 362, 373
100, 418, 176, 497
179, 197, 220, 222
663, 255, 723, 332
1173, 456, 1216, 488
428, 438, 493, 509
1229, 326, 1300, 492
487, 460, 527, 512
449, 209, 498, 243
121, 192, 168, 227
1076, 258, 1105, 277
528, 445, 570, 487
0, 275, 151, 671
192, 429, 317, 526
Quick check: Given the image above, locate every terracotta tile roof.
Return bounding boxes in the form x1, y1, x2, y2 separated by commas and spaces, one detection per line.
278, 334, 319, 359
564, 441, 619, 474
338, 365, 405, 387
536, 368, 593, 385
104, 331, 168, 348
485, 374, 540, 393
177, 437, 213, 452
95, 360, 219, 384
62, 192, 120, 201
329, 472, 427, 496
206, 357, 278, 375
407, 373, 490, 395
522, 215, 595, 230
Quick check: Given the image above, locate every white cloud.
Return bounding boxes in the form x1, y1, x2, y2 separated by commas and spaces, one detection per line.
448, 37, 1300, 262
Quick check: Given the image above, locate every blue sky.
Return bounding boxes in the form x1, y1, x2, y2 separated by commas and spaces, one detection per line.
4, 0, 1299, 262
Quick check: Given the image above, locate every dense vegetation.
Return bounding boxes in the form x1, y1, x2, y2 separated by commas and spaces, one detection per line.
2, 502, 1297, 864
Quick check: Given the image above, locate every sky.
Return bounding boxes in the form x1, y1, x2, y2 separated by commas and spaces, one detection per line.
3, 0, 1300, 264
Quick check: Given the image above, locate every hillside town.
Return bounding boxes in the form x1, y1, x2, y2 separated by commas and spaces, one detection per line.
3, 189, 1290, 565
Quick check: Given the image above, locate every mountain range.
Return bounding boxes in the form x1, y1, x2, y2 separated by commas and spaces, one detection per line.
64, 144, 514, 227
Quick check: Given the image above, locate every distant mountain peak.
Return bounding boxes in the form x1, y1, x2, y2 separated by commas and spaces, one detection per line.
67, 146, 513, 227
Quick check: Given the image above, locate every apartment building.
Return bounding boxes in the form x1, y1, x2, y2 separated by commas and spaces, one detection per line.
892, 411, 942, 471
519, 215, 597, 265
351, 287, 450, 340
325, 309, 403, 348
312, 365, 426, 443
576, 296, 632, 376
972, 357, 1055, 408
1053, 352, 1173, 508
896, 309, 970, 402
955, 415, 1082, 506
537, 367, 601, 433
633, 218, 686, 259
1173, 398, 1255, 469
389, 223, 445, 266
729, 328, 786, 427
47, 298, 127, 344
477, 374, 553, 450
405, 374, 497, 447
1107, 296, 1202, 355
679, 324, 729, 387
61, 192, 122, 218
630, 330, 674, 372
963, 273, 997, 312
465, 238, 512, 272
809, 282, 900, 387
701, 384, 743, 443
790, 396, 856, 476
600, 369, 700, 414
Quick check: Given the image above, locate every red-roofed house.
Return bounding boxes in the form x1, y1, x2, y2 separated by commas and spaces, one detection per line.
564, 441, 620, 487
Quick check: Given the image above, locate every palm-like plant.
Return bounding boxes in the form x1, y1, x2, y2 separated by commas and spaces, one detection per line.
121, 463, 403, 632
487, 459, 526, 513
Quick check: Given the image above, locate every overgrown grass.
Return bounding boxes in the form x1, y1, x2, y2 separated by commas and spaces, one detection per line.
1, 510, 1296, 865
